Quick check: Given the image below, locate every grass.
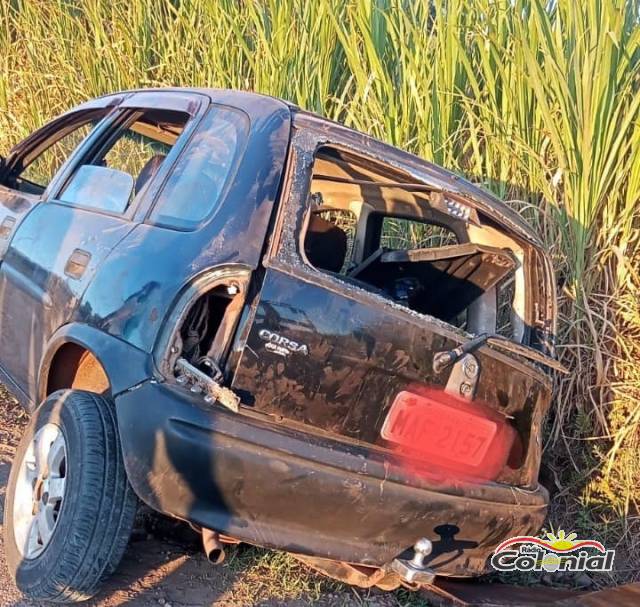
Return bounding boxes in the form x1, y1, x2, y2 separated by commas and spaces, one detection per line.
0, 0, 639, 590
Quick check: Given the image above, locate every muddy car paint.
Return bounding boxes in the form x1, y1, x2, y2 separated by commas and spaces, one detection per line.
229, 112, 554, 493
116, 379, 547, 574
77, 94, 290, 355
0, 88, 557, 583
0, 90, 290, 405
231, 266, 551, 489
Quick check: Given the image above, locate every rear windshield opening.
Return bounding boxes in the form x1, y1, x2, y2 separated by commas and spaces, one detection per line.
303, 146, 524, 339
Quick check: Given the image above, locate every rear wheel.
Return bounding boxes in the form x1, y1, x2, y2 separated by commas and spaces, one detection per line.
4, 390, 138, 603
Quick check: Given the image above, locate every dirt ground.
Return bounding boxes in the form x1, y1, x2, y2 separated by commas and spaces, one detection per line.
0, 385, 426, 607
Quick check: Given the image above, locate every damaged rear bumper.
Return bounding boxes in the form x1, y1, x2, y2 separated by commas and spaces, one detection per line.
116, 380, 547, 576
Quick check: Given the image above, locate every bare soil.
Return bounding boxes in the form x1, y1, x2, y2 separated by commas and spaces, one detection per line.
0, 386, 425, 607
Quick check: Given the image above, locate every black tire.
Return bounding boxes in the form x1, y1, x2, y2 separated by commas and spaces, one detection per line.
4, 390, 138, 602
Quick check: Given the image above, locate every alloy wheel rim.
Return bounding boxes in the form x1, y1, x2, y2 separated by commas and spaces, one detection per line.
13, 423, 67, 559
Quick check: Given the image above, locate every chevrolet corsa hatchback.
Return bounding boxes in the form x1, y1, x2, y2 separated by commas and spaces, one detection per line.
0, 89, 563, 602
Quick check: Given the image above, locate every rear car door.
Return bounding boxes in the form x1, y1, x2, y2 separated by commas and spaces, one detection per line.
0, 91, 208, 403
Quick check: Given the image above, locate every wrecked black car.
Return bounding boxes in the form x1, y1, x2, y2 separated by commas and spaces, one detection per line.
0, 89, 562, 602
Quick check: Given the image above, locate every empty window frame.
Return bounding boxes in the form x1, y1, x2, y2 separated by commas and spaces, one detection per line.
301, 146, 519, 334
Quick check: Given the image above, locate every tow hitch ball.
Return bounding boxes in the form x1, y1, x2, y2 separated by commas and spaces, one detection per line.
390, 538, 436, 585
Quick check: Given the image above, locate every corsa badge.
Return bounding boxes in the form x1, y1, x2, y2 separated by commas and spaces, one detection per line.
258, 329, 309, 357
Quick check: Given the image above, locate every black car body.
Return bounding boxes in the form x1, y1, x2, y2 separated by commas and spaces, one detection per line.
0, 89, 559, 590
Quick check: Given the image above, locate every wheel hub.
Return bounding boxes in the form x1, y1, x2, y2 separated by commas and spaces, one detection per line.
13, 423, 67, 559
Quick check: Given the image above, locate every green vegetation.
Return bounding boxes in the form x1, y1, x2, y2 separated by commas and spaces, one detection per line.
1, 0, 638, 589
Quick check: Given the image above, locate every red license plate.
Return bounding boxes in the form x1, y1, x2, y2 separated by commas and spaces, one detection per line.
381, 390, 498, 468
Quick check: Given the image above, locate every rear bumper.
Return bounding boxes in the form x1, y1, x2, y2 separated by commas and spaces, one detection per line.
116, 381, 548, 576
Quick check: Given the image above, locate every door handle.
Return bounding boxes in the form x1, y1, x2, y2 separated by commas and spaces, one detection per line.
64, 249, 91, 279
0, 215, 16, 239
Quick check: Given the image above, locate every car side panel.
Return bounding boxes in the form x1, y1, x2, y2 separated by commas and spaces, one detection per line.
37, 322, 153, 407
0, 187, 39, 261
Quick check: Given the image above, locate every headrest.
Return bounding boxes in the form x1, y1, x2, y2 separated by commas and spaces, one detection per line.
135, 154, 166, 194
304, 213, 348, 273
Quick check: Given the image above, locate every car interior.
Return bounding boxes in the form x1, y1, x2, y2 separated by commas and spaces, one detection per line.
302, 146, 524, 341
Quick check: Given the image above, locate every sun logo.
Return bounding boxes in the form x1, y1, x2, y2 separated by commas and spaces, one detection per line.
545, 530, 578, 551
493, 529, 606, 554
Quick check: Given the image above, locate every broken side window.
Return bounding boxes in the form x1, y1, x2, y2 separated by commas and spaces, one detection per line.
301, 146, 521, 338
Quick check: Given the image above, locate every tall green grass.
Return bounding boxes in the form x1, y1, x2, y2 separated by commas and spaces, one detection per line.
1, 0, 639, 586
